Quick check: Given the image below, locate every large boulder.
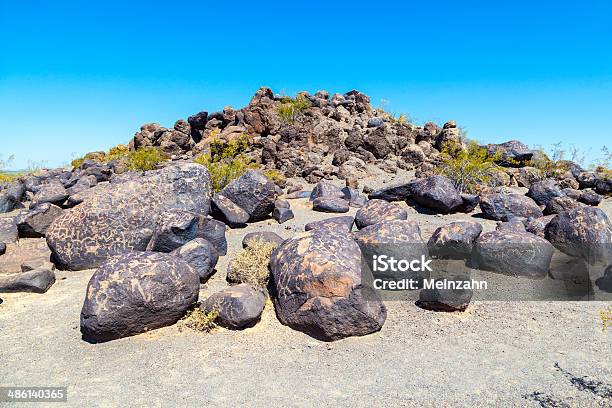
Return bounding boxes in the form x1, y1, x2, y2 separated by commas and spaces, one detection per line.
527, 179, 564, 206
309, 181, 345, 201
46, 163, 212, 270
0, 216, 18, 243
487, 140, 533, 165
416, 274, 473, 312
408, 176, 462, 213
30, 181, 68, 208
479, 193, 542, 221
220, 170, 277, 221
525, 215, 556, 238
200, 284, 266, 329
270, 229, 386, 341
368, 182, 412, 202
211, 194, 249, 228
544, 207, 612, 265
471, 230, 554, 277
428, 221, 483, 260
354, 199, 408, 229
0, 183, 25, 213
196, 218, 227, 256
543, 196, 584, 215
171, 238, 218, 282
80, 252, 199, 342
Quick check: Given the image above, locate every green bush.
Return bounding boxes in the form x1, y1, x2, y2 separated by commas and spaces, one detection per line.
276, 94, 311, 124
178, 307, 218, 332
263, 168, 286, 185
226, 239, 277, 286
194, 133, 257, 192
127, 146, 167, 171
435, 140, 502, 193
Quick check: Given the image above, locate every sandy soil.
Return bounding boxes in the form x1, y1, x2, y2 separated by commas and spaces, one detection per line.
1, 172, 611, 407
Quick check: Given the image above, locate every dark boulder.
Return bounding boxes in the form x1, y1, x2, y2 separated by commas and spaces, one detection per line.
242, 231, 285, 248
578, 190, 603, 206
545, 207, 612, 265
220, 170, 277, 221
211, 194, 249, 228
200, 284, 266, 329
30, 181, 68, 208
46, 163, 212, 270
368, 183, 412, 202
354, 199, 408, 229
0, 242, 5, 255
80, 252, 199, 342
363, 125, 392, 159
171, 238, 218, 282
0, 268, 56, 293
305, 216, 354, 233
16, 203, 63, 238
197, 218, 227, 256
525, 215, 556, 238
428, 221, 483, 260
353, 220, 429, 283
471, 230, 554, 277
0, 183, 25, 213
456, 193, 480, 213
273, 207, 294, 223
312, 197, 350, 213
479, 193, 542, 221
527, 179, 564, 206
416, 274, 473, 312
487, 140, 533, 165
309, 182, 345, 201
595, 178, 612, 195
270, 229, 386, 341
576, 171, 598, 189
408, 176, 463, 213
146, 210, 198, 252
496, 218, 527, 232
595, 265, 612, 293
543, 196, 584, 215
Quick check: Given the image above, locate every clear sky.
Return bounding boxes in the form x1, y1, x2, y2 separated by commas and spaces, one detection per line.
1, 0, 611, 170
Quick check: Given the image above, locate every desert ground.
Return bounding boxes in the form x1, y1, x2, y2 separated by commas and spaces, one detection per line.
1, 174, 610, 408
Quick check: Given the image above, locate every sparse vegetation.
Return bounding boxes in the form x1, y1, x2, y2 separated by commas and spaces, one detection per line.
435, 140, 502, 193
178, 307, 219, 333
263, 168, 286, 185
0, 154, 17, 182
276, 94, 311, 124
226, 239, 277, 286
194, 133, 257, 192
71, 144, 166, 171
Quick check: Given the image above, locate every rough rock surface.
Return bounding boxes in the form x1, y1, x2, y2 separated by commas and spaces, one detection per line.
428, 221, 483, 260
354, 199, 408, 229
171, 238, 218, 282
146, 210, 199, 252
543, 196, 584, 215
220, 170, 277, 221
200, 284, 266, 329
270, 229, 386, 341
471, 230, 554, 277
80, 252, 200, 342
312, 197, 350, 213
408, 176, 462, 213
544, 207, 612, 265
304, 216, 354, 233
46, 163, 212, 270
479, 193, 543, 221
416, 274, 473, 312
527, 179, 564, 207
211, 194, 250, 228
0, 268, 56, 293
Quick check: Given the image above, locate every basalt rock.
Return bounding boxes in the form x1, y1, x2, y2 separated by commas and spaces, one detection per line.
270, 229, 386, 341
471, 230, 553, 277
428, 221, 483, 260
80, 252, 199, 342
242, 231, 285, 248
0, 268, 56, 294
220, 170, 277, 221
16, 203, 63, 238
354, 199, 408, 229
545, 207, 612, 265
211, 194, 249, 228
578, 190, 603, 206
146, 210, 199, 252
171, 238, 218, 282
312, 197, 350, 213
46, 163, 212, 270
408, 176, 462, 213
543, 196, 584, 215
368, 183, 412, 202
416, 274, 473, 312
479, 193, 542, 221
525, 215, 556, 238
527, 179, 564, 207
305, 216, 354, 233
309, 182, 345, 201
200, 284, 267, 329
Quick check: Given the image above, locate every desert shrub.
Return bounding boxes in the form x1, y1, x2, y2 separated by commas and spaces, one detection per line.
435, 140, 502, 193
263, 168, 286, 185
276, 95, 311, 124
178, 307, 218, 332
194, 133, 257, 192
71, 144, 132, 169
126, 146, 166, 171
0, 154, 16, 182
226, 239, 277, 286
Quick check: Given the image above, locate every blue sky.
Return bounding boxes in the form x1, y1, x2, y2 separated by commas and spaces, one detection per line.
1, 0, 611, 170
